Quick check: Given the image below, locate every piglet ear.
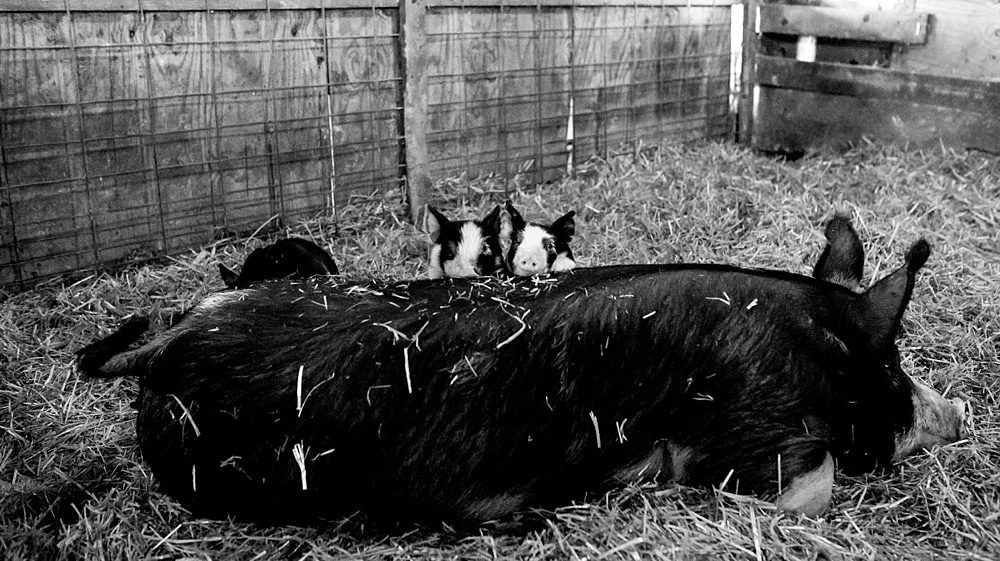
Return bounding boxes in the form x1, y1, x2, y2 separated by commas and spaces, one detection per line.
848, 239, 930, 350
424, 205, 446, 243
504, 200, 526, 230
481, 204, 503, 233
498, 202, 515, 258
219, 264, 239, 288
813, 213, 864, 290
551, 210, 576, 241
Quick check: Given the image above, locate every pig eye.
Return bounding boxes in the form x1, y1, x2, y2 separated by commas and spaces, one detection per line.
544, 239, 556, 255
481, 242, 492, 256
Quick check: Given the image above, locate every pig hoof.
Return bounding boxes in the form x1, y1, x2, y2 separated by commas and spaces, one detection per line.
776, 452, 834, 518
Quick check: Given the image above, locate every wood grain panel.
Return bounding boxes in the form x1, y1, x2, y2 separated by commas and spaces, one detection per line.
759, 5, 928, 44
757, 55, 1000, 115
425, 6, 571, 184
754, 86, 1000, 154
895, 0, 1000, 81
2, 12, 93, 280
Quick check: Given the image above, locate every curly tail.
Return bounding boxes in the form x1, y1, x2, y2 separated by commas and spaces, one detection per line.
75, 316, 150, 378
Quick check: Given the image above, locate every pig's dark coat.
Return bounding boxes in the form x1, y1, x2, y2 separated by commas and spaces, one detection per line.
219, 237, 339, 289
90, 257, 926, 524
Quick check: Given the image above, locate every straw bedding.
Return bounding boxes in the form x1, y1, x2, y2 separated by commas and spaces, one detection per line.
1, 139, 997, 560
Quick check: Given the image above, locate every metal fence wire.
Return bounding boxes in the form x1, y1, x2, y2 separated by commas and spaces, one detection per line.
0, 0, 736, 288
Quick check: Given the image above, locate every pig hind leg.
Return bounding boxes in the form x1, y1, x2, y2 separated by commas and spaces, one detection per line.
76, 316, 150, 378
676, 417, 832, 515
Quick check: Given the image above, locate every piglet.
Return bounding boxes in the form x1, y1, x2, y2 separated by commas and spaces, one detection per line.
219, 237, 339, 289
501, 201, 576, 276
423, 204, 504, 279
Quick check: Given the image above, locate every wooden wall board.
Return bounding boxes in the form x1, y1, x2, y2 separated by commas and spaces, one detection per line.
573, 4, 731, 162
211, 9, 332, 230
326, 9, 401, 207
0, 13, 76, 281
766, 0, 1000, 82
567, 6, 607, 162
532, 7, 572, 183
424, 6, 571, 184
756, 55, 1000, 115
0, 1, 400, 11
758, 5, 928, 44
1, 11, 159, 278
750, 0, 1000, 155
758, 35, 892, 67
0, 0, 737, 10
0, 7, 404, 284
894, 0, 1000, 81
754, 86, 1000, 154
424, 7, 485, 179
427, 0, 737, 6
135, 11, 218, 251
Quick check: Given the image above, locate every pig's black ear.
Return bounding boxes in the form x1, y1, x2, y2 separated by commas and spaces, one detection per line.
219, 264, 239, 288
848, 238, 930, 350
481, 204, 503, 234
813, 213, 864, 290
504, 200, 526, 230
551, 210, 576, 241
498, 202, 515, 259
424, 205, 447, 243
321, 254, 340, 276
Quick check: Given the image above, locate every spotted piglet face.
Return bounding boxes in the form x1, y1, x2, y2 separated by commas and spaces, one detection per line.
424, 205, 504, 279
502, 201, 576, 276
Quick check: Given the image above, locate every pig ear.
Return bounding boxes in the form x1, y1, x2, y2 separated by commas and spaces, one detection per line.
498, 203, 515, 258
504, 200, 526, 230
551, 210, 576, 241
813, 213, 864, 289
424, 205, 447, 243
849, 239, 930, 349
481, 204, 503, 233
219, 264, 239, 288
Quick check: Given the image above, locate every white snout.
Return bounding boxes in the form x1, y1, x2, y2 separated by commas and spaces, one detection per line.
894, 381, 969, 461
514, 254, 548, 276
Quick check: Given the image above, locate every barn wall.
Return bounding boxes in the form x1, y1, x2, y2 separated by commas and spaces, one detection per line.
748, 0, 1000, 154
0, 0, 735, 288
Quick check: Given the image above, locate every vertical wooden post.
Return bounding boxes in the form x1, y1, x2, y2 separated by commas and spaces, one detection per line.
738, 0, 759, 145
400, 0, 431, 225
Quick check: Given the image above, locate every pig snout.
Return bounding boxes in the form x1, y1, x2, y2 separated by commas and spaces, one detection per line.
894, 381, 969, 461
515, 256, 546, 275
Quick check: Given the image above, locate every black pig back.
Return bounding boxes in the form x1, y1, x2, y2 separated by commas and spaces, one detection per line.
134, 265, 896, 523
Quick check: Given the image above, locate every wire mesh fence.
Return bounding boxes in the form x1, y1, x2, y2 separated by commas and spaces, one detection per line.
0, 0, 736, 288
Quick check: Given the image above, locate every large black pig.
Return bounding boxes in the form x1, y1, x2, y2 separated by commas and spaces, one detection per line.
78, 239, 967, 524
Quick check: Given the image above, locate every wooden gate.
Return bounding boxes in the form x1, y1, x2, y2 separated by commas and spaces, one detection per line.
741, 0, 1000, 155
